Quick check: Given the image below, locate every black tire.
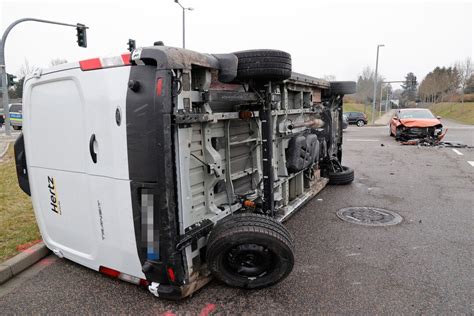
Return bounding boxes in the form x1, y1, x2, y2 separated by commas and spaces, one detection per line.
207, 213, 295, 289
328, 166, 354, 185
330, 81, 357, 95
356, 120, 365, 127
233, 50, 292, 82
209, 213, 293, 244
12, 126, 21, 130
390, 128, 395, 137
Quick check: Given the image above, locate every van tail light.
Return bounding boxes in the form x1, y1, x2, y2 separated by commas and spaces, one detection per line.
80, 53, 131, 71
99, 266, 148, 286
167, 267, 176, 283
156, 78, 163, 96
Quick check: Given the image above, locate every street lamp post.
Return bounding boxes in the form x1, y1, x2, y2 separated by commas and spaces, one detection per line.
371, 44, 384, 125
174, 0, 193, 49
1, 18, 88, 136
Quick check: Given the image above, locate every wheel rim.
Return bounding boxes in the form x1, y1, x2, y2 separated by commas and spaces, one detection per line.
224, 244, 275, 278
357, 121, 364, 127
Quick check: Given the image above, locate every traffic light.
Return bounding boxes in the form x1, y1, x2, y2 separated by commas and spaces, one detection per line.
76, 24, 87, 48
127, 39, 136, 53
7, 73, 17, 87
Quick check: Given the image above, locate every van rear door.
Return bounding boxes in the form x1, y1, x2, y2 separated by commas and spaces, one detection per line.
25, 72, 96, 261
23, 64, 143, 276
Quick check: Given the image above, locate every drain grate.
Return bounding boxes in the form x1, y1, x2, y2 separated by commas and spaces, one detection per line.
336, 207, 402, 226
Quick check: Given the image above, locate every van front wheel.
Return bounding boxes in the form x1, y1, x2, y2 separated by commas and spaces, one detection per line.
206, 214, 294, 289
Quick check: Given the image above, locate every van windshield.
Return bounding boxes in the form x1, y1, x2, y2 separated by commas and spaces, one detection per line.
400, 110, 435, 119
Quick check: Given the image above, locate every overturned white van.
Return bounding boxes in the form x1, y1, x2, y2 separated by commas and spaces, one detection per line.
15, 45, 356, 299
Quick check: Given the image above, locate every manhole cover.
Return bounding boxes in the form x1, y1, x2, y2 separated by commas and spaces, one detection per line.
336, 207, 402, 226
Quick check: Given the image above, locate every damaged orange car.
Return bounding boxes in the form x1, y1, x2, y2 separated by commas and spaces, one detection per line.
390, 108, 443, 141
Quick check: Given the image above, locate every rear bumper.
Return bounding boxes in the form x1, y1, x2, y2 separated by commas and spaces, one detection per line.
149, 274, 212, 300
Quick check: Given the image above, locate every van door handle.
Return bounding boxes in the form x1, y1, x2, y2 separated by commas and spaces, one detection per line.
89, 134, 97, 163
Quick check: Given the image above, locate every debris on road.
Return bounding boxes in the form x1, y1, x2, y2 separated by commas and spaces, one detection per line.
400, 128, 473, 148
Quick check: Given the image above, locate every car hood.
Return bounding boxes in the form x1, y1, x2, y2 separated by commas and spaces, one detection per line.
399, 118, 442, 128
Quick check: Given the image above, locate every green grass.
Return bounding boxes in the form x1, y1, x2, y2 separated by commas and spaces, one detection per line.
0, 145, 41, 261
430, 102, 474, 125
343, 103, 378, 124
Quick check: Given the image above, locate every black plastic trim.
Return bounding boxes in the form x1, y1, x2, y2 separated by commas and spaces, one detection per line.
126, 60, 185, 286
14, 134, 30, 196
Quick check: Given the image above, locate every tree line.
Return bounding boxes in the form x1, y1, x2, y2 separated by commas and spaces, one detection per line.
351, 57, 473, 108
418, 57, 472, 103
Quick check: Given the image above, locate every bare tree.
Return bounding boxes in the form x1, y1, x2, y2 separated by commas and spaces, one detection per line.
355, 66, 384, 105
18, 59, 36, 78
50, 58, 68, 67
455, 57, 473, 103
11, 59, 37, 99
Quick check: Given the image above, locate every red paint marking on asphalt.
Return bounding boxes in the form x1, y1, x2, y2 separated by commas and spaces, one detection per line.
163, 311, 176, 316
17, 239, 42, 251
199, 303, 217, 316
21, 248, 35, 254
38, 258, 55, 266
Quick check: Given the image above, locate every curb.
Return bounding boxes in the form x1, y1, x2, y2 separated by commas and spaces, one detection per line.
0, 242, 51, 284
0, 142, 9, 158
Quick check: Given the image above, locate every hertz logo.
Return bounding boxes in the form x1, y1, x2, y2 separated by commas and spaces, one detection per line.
47, 176, 62, 215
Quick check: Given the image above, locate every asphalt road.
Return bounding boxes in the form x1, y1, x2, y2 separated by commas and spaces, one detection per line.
1, 122, 473, 314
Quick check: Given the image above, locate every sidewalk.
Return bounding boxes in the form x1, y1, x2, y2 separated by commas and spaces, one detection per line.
0, 141, 8, 158
0, 128, 20, 158
374, 109, 395, 125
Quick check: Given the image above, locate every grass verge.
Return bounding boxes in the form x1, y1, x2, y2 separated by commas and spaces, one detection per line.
429, 102, 474, 125
0, 144, 40, 261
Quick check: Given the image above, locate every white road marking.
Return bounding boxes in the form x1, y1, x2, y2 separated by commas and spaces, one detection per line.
346, 253, 361, 256
468, 161, 474, 167
452, 149, 463, 156
346, 138, 380, 142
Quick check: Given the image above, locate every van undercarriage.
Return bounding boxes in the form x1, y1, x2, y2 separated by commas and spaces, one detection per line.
17, 46, 356, 299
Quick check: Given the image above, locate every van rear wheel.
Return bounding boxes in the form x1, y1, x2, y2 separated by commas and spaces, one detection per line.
206, 214, 294, 289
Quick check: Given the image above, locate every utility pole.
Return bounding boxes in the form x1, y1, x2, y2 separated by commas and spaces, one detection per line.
1, 18, 88, 136
174, 0, 193, 49
371, 44, 384, 125
379, 83, 384, 117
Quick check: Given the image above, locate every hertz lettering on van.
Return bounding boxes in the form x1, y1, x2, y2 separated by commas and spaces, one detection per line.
47, 176, 61, 215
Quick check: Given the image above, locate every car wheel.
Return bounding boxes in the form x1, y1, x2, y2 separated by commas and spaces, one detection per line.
327, 165, 355, 185
12, 126, 21, 130
356, 120, 365, 127
207, 213, 295, 289
233, 49, 292, 82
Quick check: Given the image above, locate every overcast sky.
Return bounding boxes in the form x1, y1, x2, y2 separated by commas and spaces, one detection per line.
1, 0, 472, 89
